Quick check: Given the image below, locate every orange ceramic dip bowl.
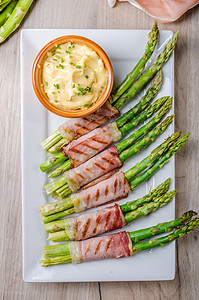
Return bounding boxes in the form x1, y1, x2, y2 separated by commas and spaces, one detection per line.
32, 35, 114, 118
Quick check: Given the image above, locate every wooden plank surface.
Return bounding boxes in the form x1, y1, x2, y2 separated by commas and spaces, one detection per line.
0, 0, 199, 299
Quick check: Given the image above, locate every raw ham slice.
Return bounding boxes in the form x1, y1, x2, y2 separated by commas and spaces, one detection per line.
68, 232, 133, 263
71, 171, 131, 212
113, 0, 198, 23
63, 146, 122, 193
58, 101, 119, 143
62, 122, 122, 167
67, 204, 126, 240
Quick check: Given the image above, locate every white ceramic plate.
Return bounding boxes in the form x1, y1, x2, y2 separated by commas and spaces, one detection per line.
21, 29, 175, 282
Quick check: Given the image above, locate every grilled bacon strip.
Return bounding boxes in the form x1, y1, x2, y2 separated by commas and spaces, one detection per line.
68, 231, 133, 263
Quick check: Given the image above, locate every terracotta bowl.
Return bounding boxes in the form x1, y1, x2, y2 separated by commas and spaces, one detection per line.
32, 35, 114, 118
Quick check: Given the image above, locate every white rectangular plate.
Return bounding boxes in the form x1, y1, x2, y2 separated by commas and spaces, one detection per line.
21, 29, 175, 282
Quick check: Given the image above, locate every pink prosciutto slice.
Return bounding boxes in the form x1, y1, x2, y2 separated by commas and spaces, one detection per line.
62, 122, 122, 167
65, 204, 126, 241
58, 101, 119, 143
63, 146, 122, 193
68, 231, 133, 263
70, 171, 131, 213
118, 0, 198, 23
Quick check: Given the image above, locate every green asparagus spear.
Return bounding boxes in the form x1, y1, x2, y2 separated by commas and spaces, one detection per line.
129, 133, 190, 189
113, 31, 179, 109
129, 210, 197, 243
48, 138, 68, 154
124, 131, 181, 182
119, 96, 169, 136
116, 97, 173, 154
112, 23, 159, 102
0, 0, 34, 44
116, 70, 163, 128
40, 130, 62, 151
0, 0, 17, 26
40, 153, 69, 172
41, 207, 76, 224
48, 160, 74, 178
119, 115, 174, 162
121, 178, 171, 213
132, 217, 199, 253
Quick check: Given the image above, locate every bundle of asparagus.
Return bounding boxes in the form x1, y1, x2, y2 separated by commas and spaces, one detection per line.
41, 25, 178, 155
0, 0, 34, 43
45, 179, 179, 242
40, 212, 199, 266
40, 132, 189, 223
40, 70, 163, 175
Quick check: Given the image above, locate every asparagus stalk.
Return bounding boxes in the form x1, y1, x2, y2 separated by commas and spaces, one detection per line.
0, 0, 34, 44
49, 161, 72, 178
40, 153, 69, 172
111, 23, 159, 102
47, 190, 176, 242
39, 215, 199, 266
119, 115, 174, 162
116, 70, 163, 128
40, 71, 163, 174
129, 133, 190, 189
40, 130, 62, 151
117, 97, 173, 154
129, 210, 197, 243
132, 217, 199, 253
113, 31, 179, 109
0, 0, 17, 26
48, 138, 68, 155
119, 96, 169, 136
0, 0, 12, 11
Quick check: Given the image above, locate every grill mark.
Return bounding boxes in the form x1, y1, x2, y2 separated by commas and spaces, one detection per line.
75, 219, 79, 235
92, 137, 109, 145
86, 194, 91, 206
94, 162, 106, 171
84, 243, 91, 256
94, 240, 102, 255
82, 142, 100, 151
114, 178, 118, 195
106, 237, 113, 252
76, 173, 86, 179
93, 214, 101, 234
105, 185, 109, 197
104, 211, 112, 230
82, 218, 91, 239
70, 148, 89, 156
102, 156, 115, 166
85, 168, 94, 174
96, 189, 100, 201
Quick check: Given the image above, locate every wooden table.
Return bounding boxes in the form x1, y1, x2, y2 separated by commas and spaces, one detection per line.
0, 0, 199, 299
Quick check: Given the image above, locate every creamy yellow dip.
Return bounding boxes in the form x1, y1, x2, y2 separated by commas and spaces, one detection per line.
42, 42, 108, 110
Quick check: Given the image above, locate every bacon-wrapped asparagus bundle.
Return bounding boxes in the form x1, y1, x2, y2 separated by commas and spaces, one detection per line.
41, 132, 189, 223
44, 100, 173, 197
41, 26, 178, 154
39, 212, 199, 266
46, 183, 178, 242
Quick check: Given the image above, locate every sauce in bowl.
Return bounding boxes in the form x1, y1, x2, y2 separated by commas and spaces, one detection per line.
42, 42, 108, 110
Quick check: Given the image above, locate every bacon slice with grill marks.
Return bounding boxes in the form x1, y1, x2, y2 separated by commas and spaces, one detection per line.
63, 146, 123, 193
69, 231, 133, 263
58, 101, 119, 143
67, 204, 126, 240
71, 171, 131, 213
62, 122, 122, 167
